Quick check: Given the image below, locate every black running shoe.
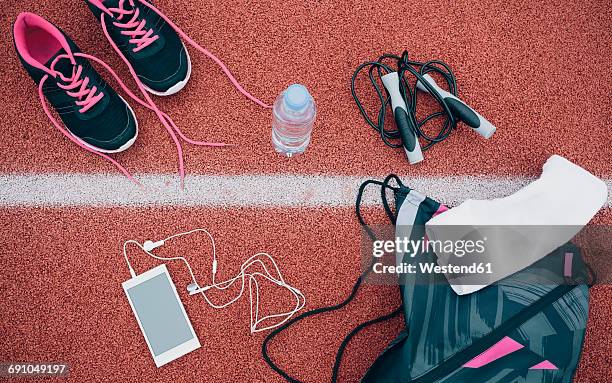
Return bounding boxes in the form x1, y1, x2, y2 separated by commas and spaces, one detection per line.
86, 0, 191, 96
13, 12, 138, 153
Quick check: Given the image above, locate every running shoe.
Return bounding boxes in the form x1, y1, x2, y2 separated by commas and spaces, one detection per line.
13, 12, 138, 153
86, 0, 191, 96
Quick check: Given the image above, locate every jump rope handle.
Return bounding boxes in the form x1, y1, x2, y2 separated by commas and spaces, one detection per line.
417, 74, 496, 139
381, 72, 424, 165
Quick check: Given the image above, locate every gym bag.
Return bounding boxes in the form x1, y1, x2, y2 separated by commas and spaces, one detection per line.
263, 175, 594, 383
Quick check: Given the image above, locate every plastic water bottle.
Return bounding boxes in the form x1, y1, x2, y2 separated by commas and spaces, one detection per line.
271, 84, 316, 157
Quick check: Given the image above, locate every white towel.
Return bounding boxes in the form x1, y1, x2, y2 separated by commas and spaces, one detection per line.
425, 155, 608, 295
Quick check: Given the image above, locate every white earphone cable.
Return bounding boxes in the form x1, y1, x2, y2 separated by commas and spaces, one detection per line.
122, 229, 306, 333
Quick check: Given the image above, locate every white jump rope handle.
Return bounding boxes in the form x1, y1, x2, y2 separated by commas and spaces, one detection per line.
416, 73, 496, 139
381, 72, 424, 165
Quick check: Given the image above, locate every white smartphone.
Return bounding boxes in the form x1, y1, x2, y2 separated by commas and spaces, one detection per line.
122, 264, 200, 367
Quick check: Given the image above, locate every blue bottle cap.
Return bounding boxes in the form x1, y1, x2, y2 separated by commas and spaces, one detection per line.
284, 84, 311, 111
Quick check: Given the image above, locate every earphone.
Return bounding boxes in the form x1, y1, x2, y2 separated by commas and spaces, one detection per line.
122, 228, 306, 333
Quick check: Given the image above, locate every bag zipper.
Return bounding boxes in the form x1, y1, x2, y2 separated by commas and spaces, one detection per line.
407, 284, 577, 383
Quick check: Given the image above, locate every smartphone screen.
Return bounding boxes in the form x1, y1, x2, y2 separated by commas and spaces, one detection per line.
123, 265, 200, 366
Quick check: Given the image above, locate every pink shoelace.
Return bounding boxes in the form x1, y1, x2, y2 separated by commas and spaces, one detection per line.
52, 55, 105, 113
39, 51, 202, 186
107, 1, 159, 52
39, 52, 140, 185
84, 0, 272, 188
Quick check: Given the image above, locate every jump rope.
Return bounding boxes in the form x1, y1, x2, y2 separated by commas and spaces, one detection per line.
351, 51, 495, 164
122, 229, 305, 333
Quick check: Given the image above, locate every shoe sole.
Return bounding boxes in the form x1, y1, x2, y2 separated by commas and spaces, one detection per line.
143, 43, 192, 97
65, 95, 139, 154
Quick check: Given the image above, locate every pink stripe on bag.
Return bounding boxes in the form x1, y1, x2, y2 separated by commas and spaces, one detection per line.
564, 252, 574, 278
463, 336, 524, 368
433, 204, 449, 217
530, 360, 558, 370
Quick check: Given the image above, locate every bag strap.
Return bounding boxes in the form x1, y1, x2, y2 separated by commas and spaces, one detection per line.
262, 175, 406, 383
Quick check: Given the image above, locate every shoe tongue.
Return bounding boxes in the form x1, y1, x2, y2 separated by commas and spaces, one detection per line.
102, 0, 122, 7
45, 49, 75, 79
106, 0, 134, 13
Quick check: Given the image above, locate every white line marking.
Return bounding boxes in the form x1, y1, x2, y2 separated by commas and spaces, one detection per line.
0, 173, 610, 208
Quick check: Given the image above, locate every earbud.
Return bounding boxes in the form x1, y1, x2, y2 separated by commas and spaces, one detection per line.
187, 283, 211, 295
143, 240, 165, 252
